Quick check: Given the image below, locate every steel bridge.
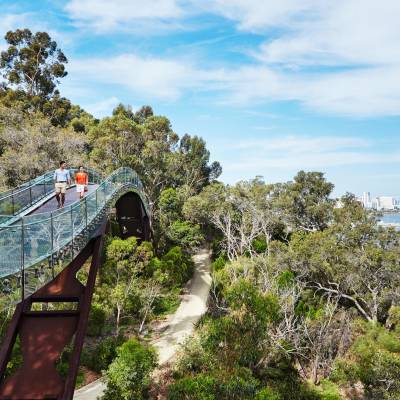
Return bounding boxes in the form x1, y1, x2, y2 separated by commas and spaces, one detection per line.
0, 167, 151, 399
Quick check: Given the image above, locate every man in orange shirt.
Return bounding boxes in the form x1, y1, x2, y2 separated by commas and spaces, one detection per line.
75, 166, 88, 199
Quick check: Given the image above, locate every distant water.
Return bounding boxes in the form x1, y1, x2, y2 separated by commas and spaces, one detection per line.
379, 213, 400, 224
377, 213, 400, 231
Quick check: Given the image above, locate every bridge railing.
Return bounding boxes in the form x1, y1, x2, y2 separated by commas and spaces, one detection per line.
0, 167, 103, 225
0, 167, 149, 300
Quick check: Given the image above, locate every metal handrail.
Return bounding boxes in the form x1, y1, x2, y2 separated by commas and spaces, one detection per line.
0, 167, 150, 294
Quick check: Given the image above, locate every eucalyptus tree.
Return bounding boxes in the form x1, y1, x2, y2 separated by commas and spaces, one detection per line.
1, 29, 67, 98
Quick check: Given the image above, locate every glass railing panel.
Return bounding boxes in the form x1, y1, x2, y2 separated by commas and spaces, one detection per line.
72, 201, 87, 235
52, 209, 73, 252
0, 226, 22, 278
23, 217, 52, 268
86, 192, 97, 224
11, 188, 31, 214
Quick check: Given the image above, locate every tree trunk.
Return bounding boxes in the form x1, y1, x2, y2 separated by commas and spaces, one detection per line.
116, 305, 121, 334
312, 355, 320, 385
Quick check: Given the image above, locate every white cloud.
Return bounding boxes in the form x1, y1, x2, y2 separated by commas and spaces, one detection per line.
226, 135, 400, 172
64, 52, 400, 117
235, 136, 369, 153
205, 0, 319, 31
255, 0, 400, 67
0, 13, 33, 51
61, 1, 400, 117
207, 0, 400, 116
82, 96, 121, 117
67, 53, 225, 100
65, 0, 185, 32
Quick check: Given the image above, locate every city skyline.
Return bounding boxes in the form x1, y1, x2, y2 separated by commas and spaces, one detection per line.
1, 1, 400, 196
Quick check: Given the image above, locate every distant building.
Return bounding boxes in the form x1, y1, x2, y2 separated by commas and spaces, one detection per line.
376, 196, 396, 211
362, 192, 372, 209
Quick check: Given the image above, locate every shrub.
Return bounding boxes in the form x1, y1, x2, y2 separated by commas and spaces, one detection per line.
168, 369, 260, 400
153, 287, 181, 316
211, 256, 226, 273
87, 302, 107, 336
165, 220, 204, 252
255, 387, 282, 400
103, 338, 157, 400
252, 237, 268, 254
83, 335, 125, 373
160, 246, 194, 286
333, 322, 400, 400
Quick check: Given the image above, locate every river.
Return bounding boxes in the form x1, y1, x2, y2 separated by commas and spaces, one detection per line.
377, 212, 400, 230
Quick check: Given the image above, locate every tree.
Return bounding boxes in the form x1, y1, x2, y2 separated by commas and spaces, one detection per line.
334, 322, 400, 399
0, 105, 87, 189
103, 338, 157, 400
287, 196, 400, 324
275, 171, 334, 232
100, 237, 155, 333
88, 108, 220, 217
133, 105, 154, 124
174, 134, 222, 195
1, 29, 67, 98
198, 179, 284, 260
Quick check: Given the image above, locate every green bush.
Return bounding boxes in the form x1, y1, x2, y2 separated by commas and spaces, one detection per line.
165, 220, 204, 251
87, 302, 107, 336
333, 322, 400, 399
168, 374, 218, 400
103, 338, 157, 400
159, 246, 194, 286
255, 387, 282, 400
168, 369, 261, 400
153, 287, 181, 316
83, 335, 125, 373
252, 237, 268, 254
211, 256, 226, 272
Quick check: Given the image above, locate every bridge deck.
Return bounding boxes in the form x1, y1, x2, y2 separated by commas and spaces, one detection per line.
29, 184, 99, 215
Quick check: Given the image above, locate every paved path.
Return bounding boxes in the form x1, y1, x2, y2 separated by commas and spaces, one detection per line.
29, 184, 98, 214
74, 248, 211, 400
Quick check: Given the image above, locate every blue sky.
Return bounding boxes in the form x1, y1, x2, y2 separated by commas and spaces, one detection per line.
1, 0, 400, 197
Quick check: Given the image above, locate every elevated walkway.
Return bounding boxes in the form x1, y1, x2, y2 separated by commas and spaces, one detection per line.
0, 167, 151, 399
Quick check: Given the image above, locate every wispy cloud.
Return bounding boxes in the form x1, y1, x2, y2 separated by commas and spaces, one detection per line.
64, 52, 400, 117
227, 135, 400, 171
60, 0, 400, 117
82, 96, 122, 118
64, 0, 186, 33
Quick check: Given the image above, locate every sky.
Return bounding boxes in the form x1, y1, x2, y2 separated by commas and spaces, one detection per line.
1, 0, 400, 198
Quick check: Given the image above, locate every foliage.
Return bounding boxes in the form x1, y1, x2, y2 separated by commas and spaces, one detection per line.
103, 338, 157, 400
165, 220, 204, 251
82, 335, 125, 373
274, 171, 334, 232
1, 29, 67, 98
87, 302, 107, 336
98, 236, 155, 333
156, 246, 194, 287
333, 322, 400, 399
0, 105, 87, 188
168, 369, 261, 400
4, 338, 22, 379
88, 109, 221, 219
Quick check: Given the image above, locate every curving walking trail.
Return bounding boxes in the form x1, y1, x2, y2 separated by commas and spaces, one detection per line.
74, 248, 211, 400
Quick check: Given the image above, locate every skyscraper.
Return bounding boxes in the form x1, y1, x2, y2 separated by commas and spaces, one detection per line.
362, 192, 372, 208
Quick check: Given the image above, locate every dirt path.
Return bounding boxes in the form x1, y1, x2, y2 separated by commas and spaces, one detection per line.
74, 248, 211, 400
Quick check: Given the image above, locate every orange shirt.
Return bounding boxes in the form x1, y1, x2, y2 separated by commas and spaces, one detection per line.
75, 172, 88, 185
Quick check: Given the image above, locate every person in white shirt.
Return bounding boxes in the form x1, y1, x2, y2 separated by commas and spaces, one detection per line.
53, 161, 71, 208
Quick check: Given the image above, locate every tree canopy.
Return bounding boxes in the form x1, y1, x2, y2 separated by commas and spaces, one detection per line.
1, 29, 67, 98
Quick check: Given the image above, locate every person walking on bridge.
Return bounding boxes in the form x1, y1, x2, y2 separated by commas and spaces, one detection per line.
75, 166, 88, 200
54, 161, 71, 208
